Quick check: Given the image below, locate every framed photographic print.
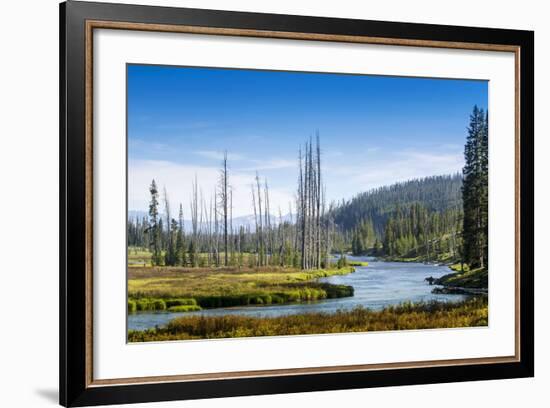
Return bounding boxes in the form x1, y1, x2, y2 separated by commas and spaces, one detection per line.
59, 1, 534, 406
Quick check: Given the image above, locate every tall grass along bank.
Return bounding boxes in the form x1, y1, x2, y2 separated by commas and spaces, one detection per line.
128, 297, 488, 342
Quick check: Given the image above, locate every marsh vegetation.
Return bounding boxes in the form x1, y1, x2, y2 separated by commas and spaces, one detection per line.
128, 297, 488, 342
127, 106, 489, 340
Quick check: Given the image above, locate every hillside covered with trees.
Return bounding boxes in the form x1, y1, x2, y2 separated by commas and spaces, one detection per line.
128, 106, 489, 274
330, 105, 488, 271
328, 174, 463, 261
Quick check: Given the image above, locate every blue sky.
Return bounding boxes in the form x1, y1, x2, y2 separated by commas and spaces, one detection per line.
128, 64, 487, 218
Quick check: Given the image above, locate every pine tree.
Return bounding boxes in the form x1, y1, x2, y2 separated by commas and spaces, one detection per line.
148, 179, 162, 266
175, 203, 186, 266
462, 106, 489, 269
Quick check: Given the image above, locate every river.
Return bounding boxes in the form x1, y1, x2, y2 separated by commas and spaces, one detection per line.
128, 256, 468, 331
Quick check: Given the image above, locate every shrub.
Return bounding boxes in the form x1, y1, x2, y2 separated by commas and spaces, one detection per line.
322, 283, 353, 298
165, 298, 197, 308
271, 294, 285, 304
252, 297, 264, 305
152, 299, 166, 311
168, 305, 202, 312
337, 253, 348, 269
136, 299, 151, 311
128, 300, 137, 313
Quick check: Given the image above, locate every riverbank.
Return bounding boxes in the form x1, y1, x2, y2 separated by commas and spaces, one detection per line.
364, 254, 487, 293
128, 265, 356, 311
128, 297, 488, 341
348, 261, 369, 267
433, 264, 488, 292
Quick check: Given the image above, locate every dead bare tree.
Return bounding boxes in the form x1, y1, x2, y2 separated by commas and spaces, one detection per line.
316, 132, 322, 269
298, 147, 306, 269
251, 183, 259, 266
264, 178, 272, 266
189, 175, 199, 267
218, 151, 229, 266
255, 172, 263, 266
214, 189, 220, 266
229, 187, 234, 266
296, 135, 325, 270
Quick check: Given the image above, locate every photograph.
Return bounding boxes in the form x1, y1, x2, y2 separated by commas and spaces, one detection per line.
50, 1, 535, 406
126, 64, 489, 342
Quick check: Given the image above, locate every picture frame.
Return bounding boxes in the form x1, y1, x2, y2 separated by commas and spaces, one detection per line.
59, 1, 534, 406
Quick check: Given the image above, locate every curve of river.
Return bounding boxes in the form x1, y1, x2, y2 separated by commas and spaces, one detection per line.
128, 256, 468, 331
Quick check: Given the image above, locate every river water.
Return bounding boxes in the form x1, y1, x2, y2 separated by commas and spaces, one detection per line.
128, 256, 468, 331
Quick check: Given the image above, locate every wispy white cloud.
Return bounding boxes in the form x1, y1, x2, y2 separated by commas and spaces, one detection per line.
194, 150, 245, 161
324, 148, 463, 202
237, 158, 296, 172
130, 147, 464, 218
324, 150, 344, 158
128, 159, 294, 218
440, 143, 462, 150
129, 138, 170, 152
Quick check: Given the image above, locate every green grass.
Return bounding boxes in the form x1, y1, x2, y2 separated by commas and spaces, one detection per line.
128, 247, 263, 267
128, 265, 356, 311
133, 298, 168, 311
167, 305, 202, 312
128, 247, 155, 266
385, 252, 456, 264
128, 297, 488, 341
128, 297, 199, 312
449, 263, 471, 272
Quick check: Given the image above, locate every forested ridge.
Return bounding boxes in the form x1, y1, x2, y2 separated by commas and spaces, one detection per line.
128, 106, 488, 272
328, 174, 463, 261
330, 174, 462, 235
332, 105, 488, 270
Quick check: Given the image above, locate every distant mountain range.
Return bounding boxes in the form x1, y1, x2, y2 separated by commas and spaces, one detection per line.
128, 210, 294, 231
129, 174, 462, 234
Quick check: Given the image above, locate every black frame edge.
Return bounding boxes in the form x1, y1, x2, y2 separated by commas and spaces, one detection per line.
519, 29, 535, 378
60, 1, 534, 406
62, 1, 89, 405
59, 1, 68, 406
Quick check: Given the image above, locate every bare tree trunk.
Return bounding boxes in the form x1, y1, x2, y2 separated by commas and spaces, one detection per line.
316, 133, 322, 269
256, 172, 263, 266
230, 187, 233, 266
220, 151, 229, 266
290, 201, 296, 265
264, 178, 272, 266
214, 190, 219, 266
207, 194, 213, 266
199, 188, 205, 266
299, 148, 306, 270
307, 139, 314, 269
190, 175, 199, 267
251, 184, 259, 266
278, 207, 284, 266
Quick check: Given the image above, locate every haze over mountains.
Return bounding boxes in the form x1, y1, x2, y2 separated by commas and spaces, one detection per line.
129, 174, 462, 235
128, 210, 294, 232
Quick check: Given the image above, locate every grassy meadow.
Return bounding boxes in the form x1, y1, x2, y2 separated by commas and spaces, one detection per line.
127, 246, 488, 341
128, 297, 488, 342
128, 262, 356, 311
